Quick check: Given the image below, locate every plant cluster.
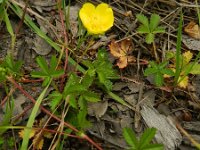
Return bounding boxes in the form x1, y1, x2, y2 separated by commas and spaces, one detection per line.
1, 1, 200, 150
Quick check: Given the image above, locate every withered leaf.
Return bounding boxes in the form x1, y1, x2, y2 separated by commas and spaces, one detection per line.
184, 21, 200, 39
109, 39, 135, 68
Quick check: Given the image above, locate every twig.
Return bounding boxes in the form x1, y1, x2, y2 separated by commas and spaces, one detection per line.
57, 0, 69, 92
15, 0, 29, 35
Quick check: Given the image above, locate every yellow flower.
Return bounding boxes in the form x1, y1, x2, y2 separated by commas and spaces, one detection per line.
79, 3, 114, 34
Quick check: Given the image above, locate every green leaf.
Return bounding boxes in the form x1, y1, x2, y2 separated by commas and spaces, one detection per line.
68, 95, 78, 109
166, 51, 175, 60
82, 60, 94, 69
64, 73, 79, 93
78, 96, 87, 110
143, 144, 164, 150
0, 67, 6, 82
4, 55, 23, 75
42, 77, 51, 87
136, 14, 149, 27
137, 25, 150, 34
48, 91, 63, 111
81, 72, 95, 88
144, 67, 158, 76
188, 63, 200, 74
50, 70, 64, 78
155, 73, 163, 86
83, 91, 100, 102
20, 81, 51, 150
77, 108, 91, 129
174, 12, 183, 85
103, 79, 113, 91
159, 61, 168, 69
149, 14, 161, 32
49, 55, 58, 71
35, 56, 49, 74
66, 85, 87, 94
139, 128, 157, 149
3, 8, 14, 37
160, 68, 174, 76
146, 33, 154, 44
123, 127, 138, 149
149, 61, 157, 68
31, 71, 49, 78
152, 26, 165, 34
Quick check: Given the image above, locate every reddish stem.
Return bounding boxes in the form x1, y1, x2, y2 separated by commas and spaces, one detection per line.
0, 87, 15, 107
7, 76, 102, 150
57, 0, 69, 92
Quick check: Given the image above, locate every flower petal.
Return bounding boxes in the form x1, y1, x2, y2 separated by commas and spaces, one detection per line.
79, 3, 114, 34
79, 3, 95, 31
96, 3, 114, 32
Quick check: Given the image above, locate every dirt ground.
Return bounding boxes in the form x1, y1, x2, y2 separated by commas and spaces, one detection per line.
1, 0, 200, 150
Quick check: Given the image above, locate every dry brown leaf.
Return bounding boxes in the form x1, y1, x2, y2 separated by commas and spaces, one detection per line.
109, 39, 135, 68
178, 76, 189, 89
33, 137, 44, 150
124, 11, 133, 17
184, 21, 200, 39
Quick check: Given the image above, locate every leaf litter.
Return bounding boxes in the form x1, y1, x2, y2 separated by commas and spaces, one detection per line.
2, 0, 200, 149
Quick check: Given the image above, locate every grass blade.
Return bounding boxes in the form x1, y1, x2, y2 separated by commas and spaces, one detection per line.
174, 11, 183, 85
20, 81, 51, 150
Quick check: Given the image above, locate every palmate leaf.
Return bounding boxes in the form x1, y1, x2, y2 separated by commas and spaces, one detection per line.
136, 13, 165, 44
123, 127, 139, 149
139, 128, 157, 149
31, 55, 64, 80
94, 49, 118, 90
123, 128, 163, 150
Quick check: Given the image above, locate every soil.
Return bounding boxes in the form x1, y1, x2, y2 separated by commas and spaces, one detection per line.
1, 0, 200, 150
